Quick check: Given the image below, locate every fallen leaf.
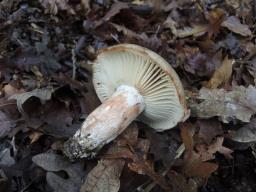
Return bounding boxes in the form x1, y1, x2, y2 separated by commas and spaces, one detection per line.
94, 2, 129, 28
80, 159, 125, 192
183, 47, 222, 77
197, 119, 223, 144
29, 131, 44, 144
168, 171, 198, 192
190, 85, 256, 123
163, 17, 207, 38
0, 110, 13, 138
3, 84, 24, 98
195, 137, 233, 161
232, 118, 256, 143
0, 148, 15, 166
32, 153, 85, 192
180, 123, 194, 154
206, 56, 235, 88
39, 0, 75, 15
32, 153, 70, 171
81, 0, 90, 11
176, 25, 207, 38
46, 172, 81, 192
221, 16, 252, 37
183, 152, 218, 178
205, 8, 225, 37
145, 129, 180, 168
9, 87, 54, 115
117, 122, 139, 146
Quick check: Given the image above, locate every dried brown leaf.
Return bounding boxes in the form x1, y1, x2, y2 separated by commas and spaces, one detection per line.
221, 16, 252, 36
206, 56, 235, 88
176, 25, 207, 38
117, 122, 139, 146
3, 84, 24, 98
183, 152, 218, 178
190, 86, 256, 123
205, 8, 225, 37
180, 123, 194, 154
29, 131, 44, 144
80, 159, 125, 192
196, 137, 233, 161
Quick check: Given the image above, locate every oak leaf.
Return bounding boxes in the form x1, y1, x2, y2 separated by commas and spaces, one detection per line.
80, 160, 125, 192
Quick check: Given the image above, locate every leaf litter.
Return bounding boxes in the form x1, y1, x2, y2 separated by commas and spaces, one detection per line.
0, 0, 256, 192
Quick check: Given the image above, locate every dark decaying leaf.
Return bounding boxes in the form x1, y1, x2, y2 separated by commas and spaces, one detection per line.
232, 118, 256, 143
197, 119, 223, 144
190, 86, 256, 123
145, 129, 180, 168
0, 110, 13, 138
80, 159, 125, 192
168, 171, 198, 192
32, 153, 85, 192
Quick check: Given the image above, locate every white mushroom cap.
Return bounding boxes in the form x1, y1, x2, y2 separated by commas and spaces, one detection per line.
93, 44, 189, 131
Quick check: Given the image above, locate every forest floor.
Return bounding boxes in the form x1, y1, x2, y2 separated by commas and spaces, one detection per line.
0, 0, 256, 192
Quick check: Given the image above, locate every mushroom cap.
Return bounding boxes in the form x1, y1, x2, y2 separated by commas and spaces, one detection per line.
92, 44, 189, 131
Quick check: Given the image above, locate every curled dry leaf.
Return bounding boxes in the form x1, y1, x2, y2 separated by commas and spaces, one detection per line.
8, 87, 54, 115
206, 56, 235, 89
80, 159, 125, 192
190, 85, 256, 123
221, 16, 252, 37
94, 2, 129, 28
232, 118, 256, 143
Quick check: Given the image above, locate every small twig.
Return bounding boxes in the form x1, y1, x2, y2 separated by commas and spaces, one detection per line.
0, 102, 17, 108
71, 48, 77, 80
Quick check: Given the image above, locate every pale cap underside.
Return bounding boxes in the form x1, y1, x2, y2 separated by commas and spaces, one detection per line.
93, 44, 188, 131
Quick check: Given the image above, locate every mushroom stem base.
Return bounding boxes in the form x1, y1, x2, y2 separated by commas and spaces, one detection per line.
63, 85, 145, 159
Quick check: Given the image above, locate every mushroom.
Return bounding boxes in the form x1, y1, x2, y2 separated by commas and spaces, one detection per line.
63, 44, 189, 159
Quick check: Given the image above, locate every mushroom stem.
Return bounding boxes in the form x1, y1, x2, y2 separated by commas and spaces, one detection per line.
63, 85, 145, 159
